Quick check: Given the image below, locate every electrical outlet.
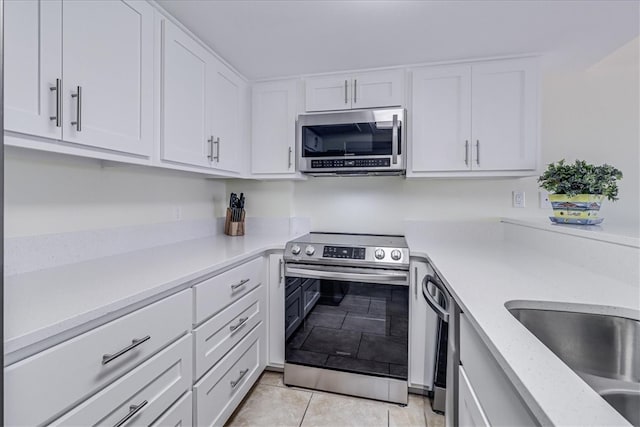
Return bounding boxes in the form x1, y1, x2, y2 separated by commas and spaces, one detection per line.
539, 190, 551, 209
512, 191, 526, 208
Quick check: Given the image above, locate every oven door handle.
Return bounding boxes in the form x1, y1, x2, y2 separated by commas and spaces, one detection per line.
422, 275, 450, 323
285, 266, 408, 285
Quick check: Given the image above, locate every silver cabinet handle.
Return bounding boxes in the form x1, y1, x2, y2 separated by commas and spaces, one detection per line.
475, 140, 480, 166
422, 275, 450, 323
70, 86, 82, 131
113, 400, 148, 427
230, 368, 250, 388
344, 79, 348, 104
288, 147, 293, 169
392, 114, 399, 165
207, 136, 214, 161
278, 259, 284, 287
102, 335, 150, 365
49, 78, 61, 127
231, 278, 250, 291
353, 79, 357, 104
464, 140, 469, 166
213, 137, 220, 162
414, 267, 418, 298
229, 316, 249, 332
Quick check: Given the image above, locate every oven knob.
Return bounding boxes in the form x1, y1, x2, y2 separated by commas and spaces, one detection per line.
375, 249, 385, 260
305, 245, 315, 256
391, 249, 402, 261
291, 245, 301, 255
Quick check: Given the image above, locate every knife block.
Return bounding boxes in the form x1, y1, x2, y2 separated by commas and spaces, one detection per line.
224, 208, 245, 236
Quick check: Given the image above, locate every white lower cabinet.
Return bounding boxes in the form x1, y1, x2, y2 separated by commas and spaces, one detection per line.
458, 366, 490, 427
151, 391, 193, 427
50, 334, 192, 426
459, 314, 537, 425
193, 285, 265, 380
408, 259, 439, 390
267, 253, 285, 367
4, 290, 192, 426
193, 323, 266, 427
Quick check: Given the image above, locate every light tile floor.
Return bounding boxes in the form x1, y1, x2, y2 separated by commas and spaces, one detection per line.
226, 371, 445, 427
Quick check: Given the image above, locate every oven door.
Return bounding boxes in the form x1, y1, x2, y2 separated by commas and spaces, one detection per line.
284, 263, 409, 381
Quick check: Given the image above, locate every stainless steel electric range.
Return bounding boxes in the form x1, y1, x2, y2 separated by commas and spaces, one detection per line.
283, 232, 410, 404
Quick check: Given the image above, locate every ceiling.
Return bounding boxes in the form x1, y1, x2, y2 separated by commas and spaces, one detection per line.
157, 0, 640, 80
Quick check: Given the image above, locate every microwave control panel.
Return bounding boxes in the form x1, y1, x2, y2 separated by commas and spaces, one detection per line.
323, 246, 366, 259
311, 158, 391, 168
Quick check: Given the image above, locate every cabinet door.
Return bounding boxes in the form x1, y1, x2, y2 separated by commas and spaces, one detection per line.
210, 61, 244, 173
471, 58, 538, 171
411, 65, 472, 172
251, 80, 298, 175
62, 0, 153, 156
352, 69, 404, 109
459, 366, 491, 427
305, 74, 351, 112
408, 260, 439, 389
267, 253, 285, 367
161, 20, 212, 168
4, 0, 62, 139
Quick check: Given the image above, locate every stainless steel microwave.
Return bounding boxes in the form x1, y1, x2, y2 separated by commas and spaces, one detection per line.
297, 108, 406, 176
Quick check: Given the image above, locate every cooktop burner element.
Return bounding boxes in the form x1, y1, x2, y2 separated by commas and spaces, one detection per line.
284, 232, 409, 270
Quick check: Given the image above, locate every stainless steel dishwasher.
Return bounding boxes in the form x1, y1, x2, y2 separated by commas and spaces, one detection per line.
423, 263, 460, 427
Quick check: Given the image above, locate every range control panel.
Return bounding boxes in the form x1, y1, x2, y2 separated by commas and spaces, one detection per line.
323, 246, 366, 259
311, 158, 391, 169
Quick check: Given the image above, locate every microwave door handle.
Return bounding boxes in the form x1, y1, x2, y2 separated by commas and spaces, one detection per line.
392, 114, 398, 165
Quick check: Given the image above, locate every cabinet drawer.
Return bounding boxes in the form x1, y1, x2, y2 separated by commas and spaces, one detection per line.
285, 287, 303, 340
194, 324, 264, 427
5, 290, 192, 427
194, 257, 264, 324
151, 391, 193, 427
50, 334, 192, 426
194, 285, 264, 380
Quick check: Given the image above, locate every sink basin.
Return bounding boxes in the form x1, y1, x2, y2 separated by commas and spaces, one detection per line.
507, 305, 640, 426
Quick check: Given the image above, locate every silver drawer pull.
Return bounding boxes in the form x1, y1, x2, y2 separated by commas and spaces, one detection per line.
113, 400, 148, 427
230, 316, 249, 332
230, 368, 250, 388
230, 278, 250, 291
102, 335, 151, 365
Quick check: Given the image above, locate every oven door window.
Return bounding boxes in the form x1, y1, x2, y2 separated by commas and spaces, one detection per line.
285, 277, 408, 380
301, 122, 402, 158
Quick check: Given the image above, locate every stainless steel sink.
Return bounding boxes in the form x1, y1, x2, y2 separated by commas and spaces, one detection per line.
507, 305, 640, 426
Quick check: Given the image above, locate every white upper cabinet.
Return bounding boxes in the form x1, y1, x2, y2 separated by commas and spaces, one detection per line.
411, 64, 472, 173
161, 20, 212, 168
471, 58, 538, 171
210, 61, 245, 174
251, 80, 298, 175
4, 0, 61, 139
160, 18, 246, 174
305, 69, 404, 112
62, 0, 154, 156
410, 57, 539, 177
4, 0, 153, 158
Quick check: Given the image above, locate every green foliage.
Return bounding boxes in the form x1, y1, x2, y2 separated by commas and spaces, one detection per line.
538, 159, 623, 201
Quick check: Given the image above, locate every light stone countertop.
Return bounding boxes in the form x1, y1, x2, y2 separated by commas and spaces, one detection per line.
4, 232, 300, 359
406, 220, 639, 427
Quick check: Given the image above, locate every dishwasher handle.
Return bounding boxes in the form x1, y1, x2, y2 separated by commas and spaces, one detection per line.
422, 274, 450, 323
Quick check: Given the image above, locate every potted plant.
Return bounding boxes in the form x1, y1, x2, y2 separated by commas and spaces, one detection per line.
538, 159, 623, 225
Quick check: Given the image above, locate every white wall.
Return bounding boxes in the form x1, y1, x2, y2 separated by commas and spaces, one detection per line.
4, 148, 227, 238
231, 37, 639, 233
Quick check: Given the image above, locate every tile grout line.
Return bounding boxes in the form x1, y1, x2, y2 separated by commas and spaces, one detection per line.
298, 392, 314, 427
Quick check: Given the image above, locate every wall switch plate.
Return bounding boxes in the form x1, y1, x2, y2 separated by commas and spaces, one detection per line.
512, 191, 526, 208
539, 190, 551, 209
